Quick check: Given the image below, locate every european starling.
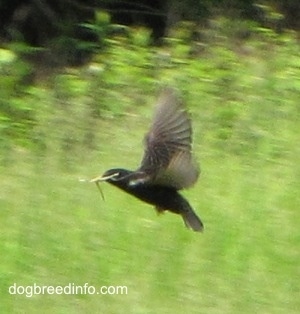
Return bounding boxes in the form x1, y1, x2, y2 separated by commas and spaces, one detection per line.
91, 88, 203, 232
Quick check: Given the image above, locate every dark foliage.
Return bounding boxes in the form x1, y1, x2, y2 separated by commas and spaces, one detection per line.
0, 0, 298, 66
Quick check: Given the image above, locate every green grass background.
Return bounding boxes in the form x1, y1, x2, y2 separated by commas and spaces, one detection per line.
0, 22, 299, 313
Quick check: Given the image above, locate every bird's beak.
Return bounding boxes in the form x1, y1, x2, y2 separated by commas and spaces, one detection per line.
89, 173, 118, 183
90, 173, 118, 201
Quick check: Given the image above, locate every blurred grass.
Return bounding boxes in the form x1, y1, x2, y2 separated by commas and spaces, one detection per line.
1, 115, 299, 313
0, 20, 300, 313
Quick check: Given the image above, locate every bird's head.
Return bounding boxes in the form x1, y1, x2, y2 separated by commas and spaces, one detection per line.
90, 168, 134, 199
91, 168, 132, 182
90, 168, 134, 190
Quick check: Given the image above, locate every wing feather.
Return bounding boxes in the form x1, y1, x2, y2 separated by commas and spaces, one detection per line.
137, 88, 199, 190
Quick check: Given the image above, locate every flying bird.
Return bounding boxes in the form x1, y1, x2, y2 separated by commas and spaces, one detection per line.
91, 88, 203, 232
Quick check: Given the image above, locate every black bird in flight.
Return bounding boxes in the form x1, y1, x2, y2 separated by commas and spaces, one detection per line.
91, 88, 203, 232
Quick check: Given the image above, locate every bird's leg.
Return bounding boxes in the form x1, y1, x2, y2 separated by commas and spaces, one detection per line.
155, 206, 165, 215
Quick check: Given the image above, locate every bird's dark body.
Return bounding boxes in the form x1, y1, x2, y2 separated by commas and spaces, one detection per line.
109, 175, 188, 215
102, 168, 203, 231
128, 184, 188, 215
92, 88, 204, 232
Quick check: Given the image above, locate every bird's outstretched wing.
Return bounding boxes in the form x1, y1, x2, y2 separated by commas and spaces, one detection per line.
137, 88, 199, 190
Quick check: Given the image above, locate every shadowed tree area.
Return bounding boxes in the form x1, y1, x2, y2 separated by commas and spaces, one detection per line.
0, 0, 299, 65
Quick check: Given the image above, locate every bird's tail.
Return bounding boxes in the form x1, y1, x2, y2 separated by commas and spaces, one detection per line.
181, 206, 204, 232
